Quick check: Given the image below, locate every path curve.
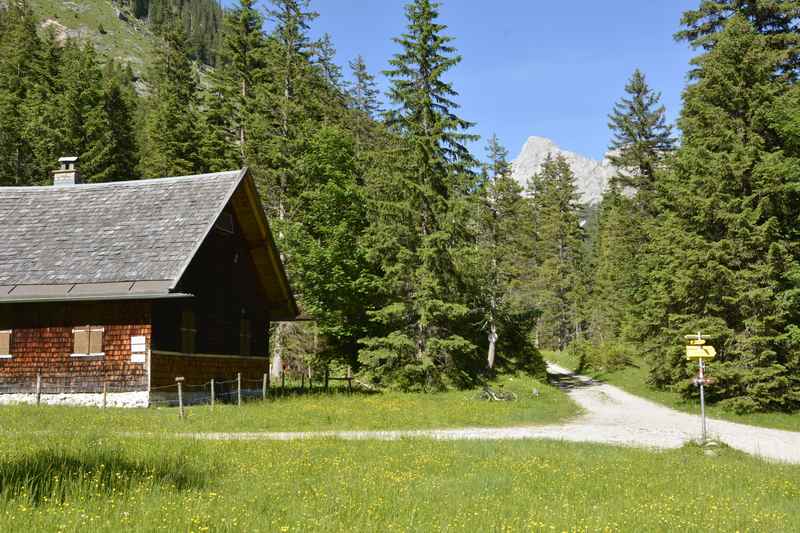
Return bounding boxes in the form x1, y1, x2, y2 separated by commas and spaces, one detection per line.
177, 363, 800, 464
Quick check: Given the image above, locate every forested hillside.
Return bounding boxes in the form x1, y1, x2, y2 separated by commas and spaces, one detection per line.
2, 0, 800, 411
23, 0, 221, 76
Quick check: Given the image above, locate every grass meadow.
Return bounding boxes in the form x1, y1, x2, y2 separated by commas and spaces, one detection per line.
0, 432, 798, 532
2, 372, 578, 434
547, 350, 800, 432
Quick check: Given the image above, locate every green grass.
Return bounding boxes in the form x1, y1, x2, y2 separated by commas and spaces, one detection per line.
31, 0, 156, 76
547, 350, 800, 432
1, 372, 579, 434
0, 432, 798, 531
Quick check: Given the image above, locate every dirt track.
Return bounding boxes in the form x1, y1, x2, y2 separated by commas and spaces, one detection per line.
177, 363, 800, 464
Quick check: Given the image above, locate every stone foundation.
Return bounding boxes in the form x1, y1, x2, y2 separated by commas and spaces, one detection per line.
0, 390, 149, 408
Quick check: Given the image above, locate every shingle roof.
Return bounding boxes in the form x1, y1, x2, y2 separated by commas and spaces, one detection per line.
0, 170, 244, 299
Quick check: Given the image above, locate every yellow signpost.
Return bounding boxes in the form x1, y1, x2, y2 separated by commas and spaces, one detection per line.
685, 345, 716, 359
684, 333, 715, 443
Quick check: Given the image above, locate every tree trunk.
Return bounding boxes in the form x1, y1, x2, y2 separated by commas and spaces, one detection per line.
487, 322, 498, 369
239, 78, 247, 162
270, 324, 284, 380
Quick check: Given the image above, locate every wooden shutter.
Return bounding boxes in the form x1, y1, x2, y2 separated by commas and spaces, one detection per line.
73, 327, 90, 355
89, 328, 104, 354
181, 309, 196, 354
0, 330, 10, 356
239, 319, 252, 356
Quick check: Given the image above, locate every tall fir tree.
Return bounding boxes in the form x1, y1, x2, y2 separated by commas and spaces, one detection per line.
582, 69, 676, 352
0, 0, 49, 184
348, 55, 381, 119
250, 0, 323, 220
607, 68, 675, 211
359, 0, 479, 389
138, 27, 202, 178
676, 0, 800, 78
586, 187, 639, 344
641, 14, 800, 412
82, 61, 139, 181
202, 0, 266, 167
466, 134, 540, 371
529, 155, 584, 351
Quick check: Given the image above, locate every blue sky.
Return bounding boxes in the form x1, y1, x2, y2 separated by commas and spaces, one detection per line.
245, 1, 700, 161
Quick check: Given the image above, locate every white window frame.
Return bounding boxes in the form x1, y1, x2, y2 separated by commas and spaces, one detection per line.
0, 329, 12, 359
131, 335, 147, 363
71, 326, 105, 358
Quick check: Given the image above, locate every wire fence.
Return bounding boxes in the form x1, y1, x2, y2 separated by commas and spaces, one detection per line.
0, 377, 142, 395
0, 369, 356, 415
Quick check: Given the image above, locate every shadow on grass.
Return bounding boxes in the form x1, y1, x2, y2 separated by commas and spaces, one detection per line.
547, 369, 604, 391
0, 448, 207, 504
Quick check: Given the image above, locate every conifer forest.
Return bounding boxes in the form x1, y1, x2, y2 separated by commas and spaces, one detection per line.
2, 0, 800, 415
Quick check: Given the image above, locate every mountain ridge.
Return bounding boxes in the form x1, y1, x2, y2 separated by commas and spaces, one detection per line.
510, 136, 617, 204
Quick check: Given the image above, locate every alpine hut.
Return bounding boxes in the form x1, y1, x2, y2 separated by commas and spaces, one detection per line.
0, 157, 298, 406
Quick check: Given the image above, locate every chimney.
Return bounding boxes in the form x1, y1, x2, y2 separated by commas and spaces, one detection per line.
53, 156, 81, 186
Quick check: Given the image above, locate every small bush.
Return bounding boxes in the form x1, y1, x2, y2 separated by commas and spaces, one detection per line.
566, 339, 636, 373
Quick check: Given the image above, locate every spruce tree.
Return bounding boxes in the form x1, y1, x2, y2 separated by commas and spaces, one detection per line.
348, 55, 381, 119
676, 0, 800, 78
83, 63, 139, 181
0, 0, 49, 184
314, 33, 344, 91
529, 155, 584, 351
607, 69, 675, 210
250, 0, 323, 219
586, 187, 639, 344
583, 69, 675, 351
138, 27, 201, 178
642, 15, 800, 412
467, 134, 539, 370
359, 0, 478, 389
203, 0, 266, 167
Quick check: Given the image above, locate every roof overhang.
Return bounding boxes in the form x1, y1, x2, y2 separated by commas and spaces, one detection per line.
0, 281, 193, 304
229, 170, 299, 321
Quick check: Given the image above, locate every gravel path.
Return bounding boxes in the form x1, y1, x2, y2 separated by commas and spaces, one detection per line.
177, 363, 800, 464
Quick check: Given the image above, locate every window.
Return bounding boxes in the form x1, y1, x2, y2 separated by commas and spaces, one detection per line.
131, 335, 147, 363
0, 330, 11, 358
72, 326, 104, 357
239, 318, 252, 356
181, 309, 196, 354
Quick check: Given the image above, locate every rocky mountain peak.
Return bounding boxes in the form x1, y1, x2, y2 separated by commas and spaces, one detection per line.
510, 136, 617, 204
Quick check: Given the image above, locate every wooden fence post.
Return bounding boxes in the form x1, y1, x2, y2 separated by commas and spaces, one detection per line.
262, 373, 268, 400
237, 372, 242, 406
347, 365, 353, 394
301, 371, 305, 390
102, 382, 107, 409
35, 372, 41, 406
324, 367, 329, 391
210, 378, 215, 408
175, 377, 185, 419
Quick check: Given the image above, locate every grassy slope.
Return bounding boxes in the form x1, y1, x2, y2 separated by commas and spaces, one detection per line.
547, 350, 800, 432
1, 432, 798, 531
30, 0, 155, 76
1, 373, 580, 433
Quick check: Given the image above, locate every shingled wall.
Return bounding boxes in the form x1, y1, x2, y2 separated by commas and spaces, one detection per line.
0, 301, 150, 392
150, 351, 269, 389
